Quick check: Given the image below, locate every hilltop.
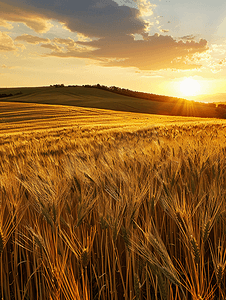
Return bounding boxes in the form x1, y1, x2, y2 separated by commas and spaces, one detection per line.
0, 85, 219, 118
189, 92, 226, 103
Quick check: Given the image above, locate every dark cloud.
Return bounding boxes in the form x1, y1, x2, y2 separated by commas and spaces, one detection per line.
1, 0, 148, 38
103, 37, 208, 70
42, 33, 208, 70
2, 0, 209, 70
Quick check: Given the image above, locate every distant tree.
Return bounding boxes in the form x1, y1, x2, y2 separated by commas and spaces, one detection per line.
206, 102, 216, 108
0, 93, 13, 98
216, 104, 226, 118
54, 84, 65, 88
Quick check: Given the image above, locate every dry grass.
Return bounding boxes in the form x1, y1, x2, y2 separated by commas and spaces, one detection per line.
1, 110, 226, 299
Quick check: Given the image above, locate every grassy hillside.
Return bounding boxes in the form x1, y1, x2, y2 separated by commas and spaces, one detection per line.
0, 86, 217, 118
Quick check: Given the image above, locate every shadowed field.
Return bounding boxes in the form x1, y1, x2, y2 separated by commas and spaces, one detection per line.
0, 86, 217, 118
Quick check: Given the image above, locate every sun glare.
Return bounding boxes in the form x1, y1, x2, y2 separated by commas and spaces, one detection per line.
180, 78, 201, 97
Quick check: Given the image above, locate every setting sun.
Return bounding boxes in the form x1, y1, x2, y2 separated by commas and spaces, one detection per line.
180, 78, 201, 97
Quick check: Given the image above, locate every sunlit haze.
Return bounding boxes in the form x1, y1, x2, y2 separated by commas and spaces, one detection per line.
180, 78, 201, 97
0, 0, 226, 99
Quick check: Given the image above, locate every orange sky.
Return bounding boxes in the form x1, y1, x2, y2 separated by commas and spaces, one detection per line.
0, 0, 226, 98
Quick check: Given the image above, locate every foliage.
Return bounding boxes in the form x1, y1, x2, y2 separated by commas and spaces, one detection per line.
0, 92, 22, 98
216, 104, 226, 119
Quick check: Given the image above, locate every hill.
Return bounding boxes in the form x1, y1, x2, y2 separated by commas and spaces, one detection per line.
1, 101, 220, 136
0, 85, 218, 118
188, 92, 226, 103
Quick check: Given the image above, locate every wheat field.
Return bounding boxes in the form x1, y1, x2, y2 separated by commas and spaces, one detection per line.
1, 100, 226, 299
0, 86, 217, 118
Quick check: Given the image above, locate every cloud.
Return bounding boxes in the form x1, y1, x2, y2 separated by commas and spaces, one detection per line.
182, 43, 226, 74
0, 20, 13, 29
1, 0, 148, 38
45, 33, 208, 70
135, 0, 156, 17
160, 29, 169, 33
15, 43, 26, 51
219, 59, 226, 65
179, 35, 197, 41
53, 37, 97, 53
0, 0, 209, 71
1, 64, 17, 69
15, 34, 50, 44
0, 2, 53, 33
77, 33, 93, 42
0, 31, 17, 51
53, 38, 76, 47
91, 35, 208, 70
41, 44, 63, 52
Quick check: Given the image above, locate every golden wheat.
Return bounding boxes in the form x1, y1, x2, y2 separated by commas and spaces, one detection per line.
1, 120, 226, 299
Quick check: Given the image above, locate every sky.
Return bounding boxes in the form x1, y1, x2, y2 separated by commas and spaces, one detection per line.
0, 0, 226, 98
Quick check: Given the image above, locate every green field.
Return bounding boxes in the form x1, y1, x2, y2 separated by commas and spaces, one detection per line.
1, 90, 226, 299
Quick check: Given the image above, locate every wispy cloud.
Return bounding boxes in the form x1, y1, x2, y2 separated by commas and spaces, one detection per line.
187, 43, 226, 74
179, 35, 197, 41
160, 29, 169, 33
15, 34, 50, 44
0, 31, 17, 51
0, 20, 13, 29
40, 44, 63, 52
1, 64, 17, 69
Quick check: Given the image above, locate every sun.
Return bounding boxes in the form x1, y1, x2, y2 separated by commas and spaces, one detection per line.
180, 78, 201, 97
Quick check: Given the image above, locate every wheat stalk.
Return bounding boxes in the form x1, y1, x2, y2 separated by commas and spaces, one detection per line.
0, 226, 5, 254
190, 235, 200, 264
